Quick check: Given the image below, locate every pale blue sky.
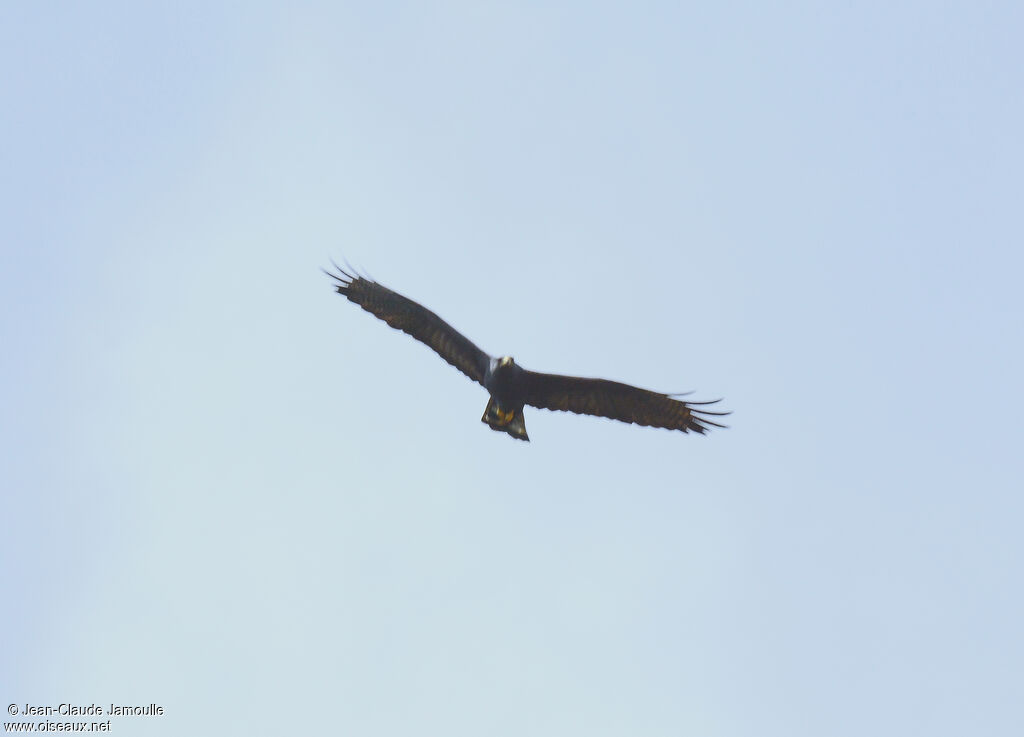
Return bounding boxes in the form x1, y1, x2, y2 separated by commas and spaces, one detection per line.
3, 2, 1022, 735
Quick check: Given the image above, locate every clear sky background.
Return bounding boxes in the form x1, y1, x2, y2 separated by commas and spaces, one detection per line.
3, 2, 1022, 735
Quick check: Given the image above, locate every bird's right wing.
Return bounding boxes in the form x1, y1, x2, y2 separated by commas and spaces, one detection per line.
520, 370, 729, 434
325, 265, 491, 386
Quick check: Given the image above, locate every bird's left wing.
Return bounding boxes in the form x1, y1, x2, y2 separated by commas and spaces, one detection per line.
325, 265, 491, 386
520, 370, 729, 434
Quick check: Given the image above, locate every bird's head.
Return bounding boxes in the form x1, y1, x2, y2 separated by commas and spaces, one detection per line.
498, 356, 515, 368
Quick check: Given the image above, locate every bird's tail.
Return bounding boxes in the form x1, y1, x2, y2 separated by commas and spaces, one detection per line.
481, 398, 530, 442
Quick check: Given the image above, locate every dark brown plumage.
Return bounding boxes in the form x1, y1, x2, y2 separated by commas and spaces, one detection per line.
325, 263, 729, 441
329, 266, 489, 386
520, 372, 726, 434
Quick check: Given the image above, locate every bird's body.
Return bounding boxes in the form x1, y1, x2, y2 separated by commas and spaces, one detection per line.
325, 264, 728, 442
483, 356, 530, 440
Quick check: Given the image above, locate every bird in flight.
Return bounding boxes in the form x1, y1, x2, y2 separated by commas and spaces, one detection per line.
325, 263, 729, 442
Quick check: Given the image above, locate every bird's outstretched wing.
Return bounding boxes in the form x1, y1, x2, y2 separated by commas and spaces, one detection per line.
325, 264, 491, 386
520, 370, 729, 434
